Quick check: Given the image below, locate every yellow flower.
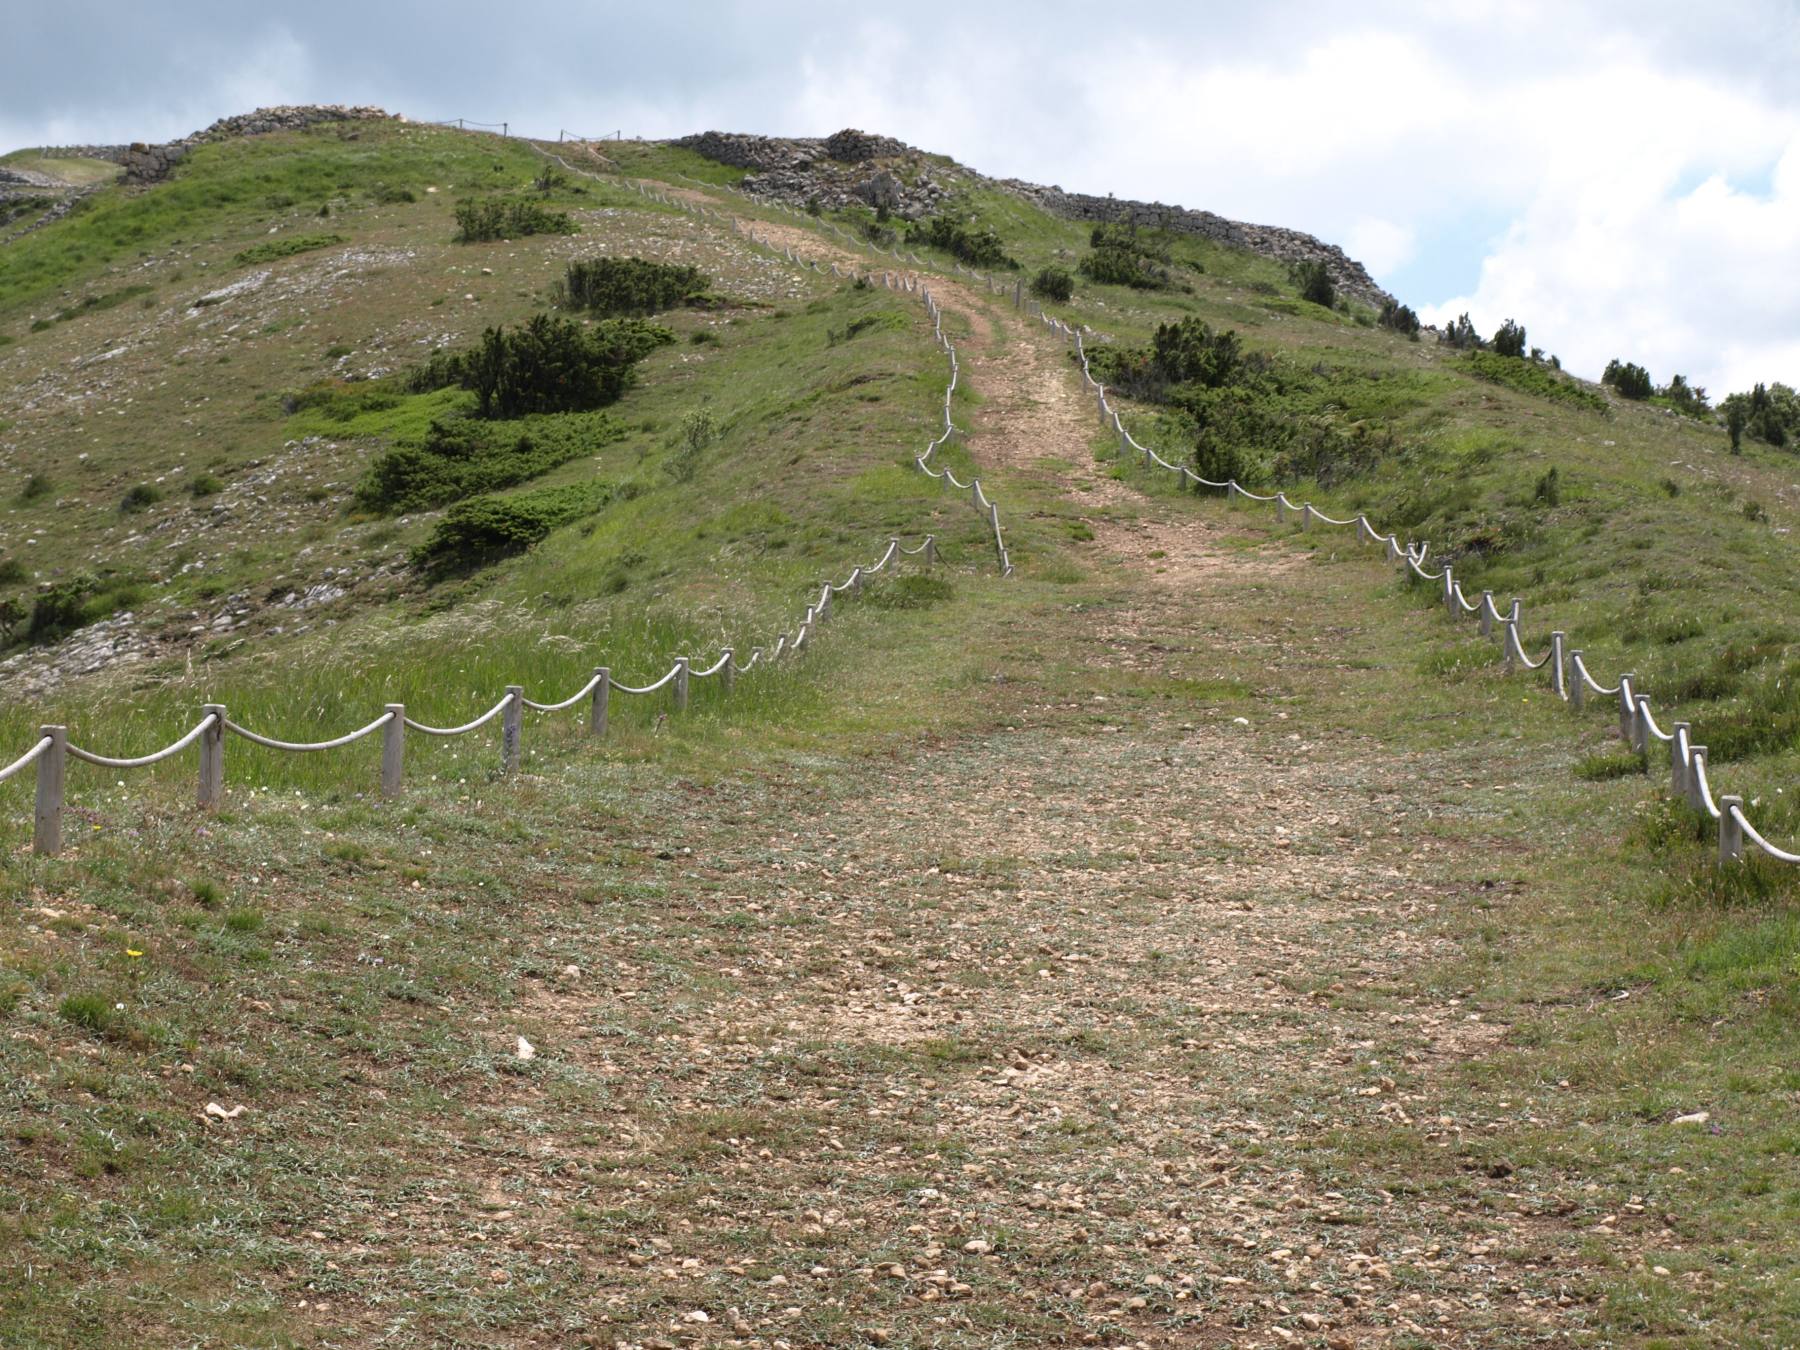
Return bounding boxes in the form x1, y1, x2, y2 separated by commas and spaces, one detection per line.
125, 949, 144, 959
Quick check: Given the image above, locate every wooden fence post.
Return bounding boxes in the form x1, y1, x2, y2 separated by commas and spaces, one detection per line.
924, 536, 938, 566
1550, 632, 1567, 700
674, 658, 690, 712
1670, 722, 1690, 795
1618, 677, 1636, 742
34, 726, 65, 857
720, 650, 734, 695
382, 705, 405, 797
502, 687, 523, 775
198, 705, 226, 811
590, 669, 610, 738
1631, 695, 1650, 756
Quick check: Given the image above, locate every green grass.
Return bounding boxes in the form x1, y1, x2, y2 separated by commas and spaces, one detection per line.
4, 122, 1800, 1349
232, 232, 344, 266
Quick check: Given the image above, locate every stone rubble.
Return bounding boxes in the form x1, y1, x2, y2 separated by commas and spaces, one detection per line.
676, 127, 1394, 307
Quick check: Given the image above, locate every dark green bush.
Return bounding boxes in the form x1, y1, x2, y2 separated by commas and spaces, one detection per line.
190, 473, 224, 497
557, 256, 709, 315
1078, 224, 1180, 291
26, 573, 143, 644
120, 483, 164, 513
416, 314, 673, 419
1378, 300, 1421, 337
1661, 373, 1709, 416
1030, 266, 1074, 303
1439, 312, 1483, 350
233, 234, 344, 267
1291, 260, 1335, 307
356, 411, 624, 513
906, 216, 1013, 268
18, 473, 51, 503
413, 482, 611, 572
1720, 382, 1799, 449
0, 557, 24, 585
1492, 319, 1527, 358
1533, 466, 1561, 506
1602, 359, 1654, 400
370, 183, 415, 205
453, 197, 576, 243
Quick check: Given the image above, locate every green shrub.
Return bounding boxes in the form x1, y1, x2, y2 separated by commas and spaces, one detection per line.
1030, 266, 1074, 302
1660, 373, 1710, 416
233, 233, 344, 266
224, 909, 264, 933
1720, 382, 1799, 449
46, 285, 155, 325
1492, 319, 1527, 358
1078, 223, 1179, 290
1291, 260, 1335, 307
1602, 358, 1654, 400
58, 994, 115, 1036
189, 473, 224, 498
557, 256, 709, 315
670, 408, 717, 483
25, 573, 143, 644
370, 183, 415, 204
356, 411, 625, 513
413, 315, 673, 420
1439, 312, 1483, 350
414, 482, 611, 573
1533, 466, 1561, 506
18, 473, 51, 503
453, 196, 575, 242
906, 215, 1013, 268
0, 557, 24, 585
1378, 300, 1421, 338
120, 483, 164, 513
1456, 351, 1608, 413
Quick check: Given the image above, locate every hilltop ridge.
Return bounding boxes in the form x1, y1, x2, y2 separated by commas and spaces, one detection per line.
672, 126, 1392, 307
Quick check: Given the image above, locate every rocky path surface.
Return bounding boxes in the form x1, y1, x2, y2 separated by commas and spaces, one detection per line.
405, 196, 1614, 1347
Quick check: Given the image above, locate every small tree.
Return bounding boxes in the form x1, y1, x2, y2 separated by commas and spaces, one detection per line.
1492, 319, 1527, 358
1439, 312, 1483, 350
1293, 260, 1335, 307
1602, 359, 1653, 400
1030, 266, 1073, 303
0, 596, 23, 645
1378, 300, 1421, 337
1727, 403, 1746, 452
671, 408, 717, 483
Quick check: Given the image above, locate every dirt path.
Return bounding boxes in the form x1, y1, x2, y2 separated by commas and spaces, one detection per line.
430, 197, 1613, 1345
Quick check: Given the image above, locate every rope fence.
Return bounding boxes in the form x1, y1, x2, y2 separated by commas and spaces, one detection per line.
609, 169, 1015, 576
1052, 320, 1799, 870
620, 165, 1799, 873
3, 534, 940, 857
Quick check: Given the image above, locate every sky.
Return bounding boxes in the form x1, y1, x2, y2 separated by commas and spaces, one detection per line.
7, 0, 1799, 398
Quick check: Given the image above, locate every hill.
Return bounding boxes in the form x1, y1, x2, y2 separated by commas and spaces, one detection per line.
2, 110, 1798, 1348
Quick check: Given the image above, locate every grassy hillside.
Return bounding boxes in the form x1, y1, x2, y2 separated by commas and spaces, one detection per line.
3, 122, 1799, 1348
794, 173, 1800, 846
